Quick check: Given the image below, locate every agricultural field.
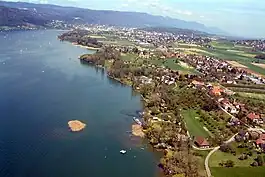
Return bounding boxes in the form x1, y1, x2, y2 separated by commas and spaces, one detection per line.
252, 63, 265, 69
227, 61, 247, 68
237, 92, 265, 101
181, 109, 210, 138
97, 34, 135, 46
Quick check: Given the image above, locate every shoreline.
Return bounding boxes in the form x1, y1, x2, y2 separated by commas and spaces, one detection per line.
65, 39, 188, 177
72, 43, 100, 51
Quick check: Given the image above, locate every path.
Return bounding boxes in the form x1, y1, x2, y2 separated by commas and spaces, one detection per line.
204, 134, 236, 177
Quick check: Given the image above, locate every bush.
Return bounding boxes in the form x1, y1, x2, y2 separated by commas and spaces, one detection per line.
247, 151, 253, 156
225, 160, 235, 167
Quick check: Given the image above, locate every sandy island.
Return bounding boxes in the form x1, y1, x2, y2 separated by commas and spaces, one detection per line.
132, 124, 145, 137
68, 120, 86, 132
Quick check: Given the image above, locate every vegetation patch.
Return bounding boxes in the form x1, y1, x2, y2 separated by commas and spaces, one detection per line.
211, 167, 265, 177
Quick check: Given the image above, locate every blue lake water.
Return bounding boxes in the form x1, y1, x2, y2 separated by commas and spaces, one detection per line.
0, 30, 159, 177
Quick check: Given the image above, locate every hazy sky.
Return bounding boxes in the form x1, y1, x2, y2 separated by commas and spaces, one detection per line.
7, 0, 265, 38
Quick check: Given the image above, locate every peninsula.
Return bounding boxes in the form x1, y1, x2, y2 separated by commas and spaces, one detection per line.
59, 26, 265, 177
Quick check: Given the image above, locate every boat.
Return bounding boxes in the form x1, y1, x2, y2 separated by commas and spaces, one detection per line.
120, 150, 126, 154
133, 117, 142, 126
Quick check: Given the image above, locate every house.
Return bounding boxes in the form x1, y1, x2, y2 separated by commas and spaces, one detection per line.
210, 86, 223, 96
229, 117, 240, 126
247, 113, 263, 124
194, 136, 210, 148
256, 134, 265, 151
192, 80, 205, 88
140, 76, 152, 84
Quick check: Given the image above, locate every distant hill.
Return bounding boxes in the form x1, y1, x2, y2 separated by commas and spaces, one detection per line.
0, 1, 227, 35
141, 27, 214, 37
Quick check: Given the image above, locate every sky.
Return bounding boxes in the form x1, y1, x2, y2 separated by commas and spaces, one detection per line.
6, 0, 265, 38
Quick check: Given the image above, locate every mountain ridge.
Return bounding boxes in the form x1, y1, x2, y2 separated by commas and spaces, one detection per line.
0, 1, 228, 35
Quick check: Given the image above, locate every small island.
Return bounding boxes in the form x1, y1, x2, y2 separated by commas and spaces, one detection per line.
68, 120, 86, 132
132, 124, 145, 138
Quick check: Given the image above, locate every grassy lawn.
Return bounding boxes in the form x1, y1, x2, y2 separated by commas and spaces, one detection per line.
209, 150, 255, 167
181, 109, 210, 138
211, 167, 265, 177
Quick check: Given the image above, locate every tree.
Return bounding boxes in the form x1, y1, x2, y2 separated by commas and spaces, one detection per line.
220, 144, 232, 153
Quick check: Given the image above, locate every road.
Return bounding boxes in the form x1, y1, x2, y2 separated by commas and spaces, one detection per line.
204, 134, 237, 177
218, 105, 251, 128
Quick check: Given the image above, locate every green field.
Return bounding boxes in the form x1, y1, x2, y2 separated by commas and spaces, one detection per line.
237, 92, 265, 100
208, 140, 265, 177
181, 109, 210, 138
209, 150, 255, 167
211, 167, 265, 177
150, 58, 199, 74
238, 62, 265, 76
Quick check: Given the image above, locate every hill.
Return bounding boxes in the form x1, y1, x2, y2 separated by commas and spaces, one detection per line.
0, 1, 227, 35
0, 6, 49, 27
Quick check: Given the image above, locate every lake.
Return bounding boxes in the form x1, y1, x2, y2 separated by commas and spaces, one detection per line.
0, 30, 159, 177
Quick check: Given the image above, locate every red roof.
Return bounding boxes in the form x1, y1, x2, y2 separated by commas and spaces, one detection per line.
260, 134, 265, 140
211, 86, 223, 96
195, 136, 209, 147
247, 113, 260, 120
256, 138, 265, 145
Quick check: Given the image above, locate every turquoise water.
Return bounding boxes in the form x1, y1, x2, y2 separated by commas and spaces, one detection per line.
0, 30, 159, 177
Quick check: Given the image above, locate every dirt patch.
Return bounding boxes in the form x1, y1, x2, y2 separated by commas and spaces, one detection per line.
252, 63, 265, 69
227, 61, 247, 68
